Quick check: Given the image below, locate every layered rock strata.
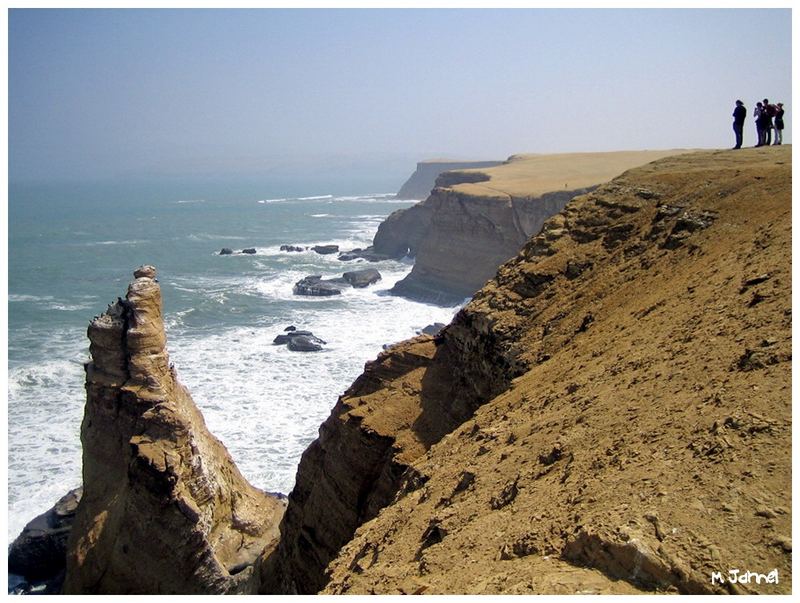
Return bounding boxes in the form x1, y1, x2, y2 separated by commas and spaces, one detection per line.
395, 160, 503, 199
62, 266, 285, 594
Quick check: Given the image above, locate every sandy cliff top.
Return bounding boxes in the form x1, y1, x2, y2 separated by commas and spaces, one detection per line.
450, 149, 699, 198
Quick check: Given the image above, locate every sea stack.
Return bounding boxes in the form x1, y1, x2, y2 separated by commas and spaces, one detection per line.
63, 266, 286, 594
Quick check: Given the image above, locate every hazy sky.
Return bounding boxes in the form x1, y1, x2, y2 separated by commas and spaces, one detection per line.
8, 8, 793, 184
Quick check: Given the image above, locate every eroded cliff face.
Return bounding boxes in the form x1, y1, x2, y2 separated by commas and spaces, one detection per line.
319, 147, 791, 594
63, 266, 285, 594
390, 186, 592, 304
382, 150, 689, 304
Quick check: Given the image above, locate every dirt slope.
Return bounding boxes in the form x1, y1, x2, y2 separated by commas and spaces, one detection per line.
323, 147, 791, 594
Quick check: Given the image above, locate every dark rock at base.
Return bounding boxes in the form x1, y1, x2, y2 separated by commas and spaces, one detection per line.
284, 325, 297, 332
273, 330, 315, 345
241, 248, 257, 254
219, 248, 234, 255
343, 269, 382, 288
273, 329, 327, 351
338, 246, 391, 262
287, 335, 325, 352
293, 275, 344, 296
312, 245, 339, 255
280, 245, 305, 252
8, 487, 82, 583
418, 322, 447, 336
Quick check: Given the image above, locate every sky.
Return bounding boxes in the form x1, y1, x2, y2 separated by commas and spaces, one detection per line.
7, 8, 793, 188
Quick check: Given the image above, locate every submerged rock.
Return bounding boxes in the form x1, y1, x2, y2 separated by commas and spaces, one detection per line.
312, 244, 339, 255
287, 335, 325, 352
280, 245, 305, 252
273, 328, 327, 351
293, 275, 344, 296
343, 269, 382, 288
338, 246, 391, 262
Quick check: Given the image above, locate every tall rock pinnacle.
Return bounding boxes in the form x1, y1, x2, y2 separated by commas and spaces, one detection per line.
63, 266, 285, 594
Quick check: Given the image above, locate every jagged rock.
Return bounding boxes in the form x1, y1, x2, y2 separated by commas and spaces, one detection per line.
62, 267, 286, 594
342, 269, 381, 288
280, 245, 305, 252
293, 275, 344, 296
8, 487, 82, 585
219, 248, 233, 255
241, 247, 257, 254
312, 245, 339, 255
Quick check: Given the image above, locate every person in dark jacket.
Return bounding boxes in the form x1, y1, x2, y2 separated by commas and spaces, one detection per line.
732, 100, 746, 149
754, 102, 766, 146
763, 98, 776, 145
774, 102, 785, 145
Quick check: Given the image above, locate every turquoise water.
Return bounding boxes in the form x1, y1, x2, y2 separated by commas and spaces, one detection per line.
7, 181, 460, 542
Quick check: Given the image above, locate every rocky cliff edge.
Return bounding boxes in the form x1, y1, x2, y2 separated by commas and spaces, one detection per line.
272, 147, 791, 594
378, 150, 695, 304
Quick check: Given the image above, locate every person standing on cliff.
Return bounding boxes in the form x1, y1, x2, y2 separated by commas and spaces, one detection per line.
774, 103, 785, 145
754, 102, 766, 146
763, 98, 776, 145
732, 100, 746, 149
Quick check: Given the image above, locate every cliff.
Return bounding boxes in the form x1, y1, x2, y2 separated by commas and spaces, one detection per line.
395, 159, 503, 200
59, 147, 791, 595
380, 150, 693, 304
62, 266, 286, 594
317, 146, 791, 593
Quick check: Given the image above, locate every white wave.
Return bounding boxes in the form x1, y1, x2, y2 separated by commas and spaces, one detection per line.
187, 233, 248, 241
45, 302, 95, 312
298, 194, 333, 201
166, 288, 461, 496
257, 198, 287, 204
9, 294, 55, 302
7, 357, 86, 542
175, 199, 206, 204
84, 239, 149, 246
309, 214, 333, 218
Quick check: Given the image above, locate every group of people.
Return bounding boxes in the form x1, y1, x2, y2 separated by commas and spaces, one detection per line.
732, 99, 786, 149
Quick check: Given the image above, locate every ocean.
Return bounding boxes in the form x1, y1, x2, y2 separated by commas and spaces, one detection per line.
7, 181, 460, 544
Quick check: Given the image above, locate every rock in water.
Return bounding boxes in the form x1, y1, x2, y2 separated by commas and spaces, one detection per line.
287, 335, 325, 352
219, 248, 233, 255
342, 269, 381, 288
62, 267, 286, 594
312, 244, 339, 255
8, 487, 82, 586
241, 248, 257, 254
293, 275, 344, 296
